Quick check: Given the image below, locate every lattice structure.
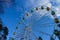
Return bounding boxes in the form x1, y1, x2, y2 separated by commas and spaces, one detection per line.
9, 3, 60, 40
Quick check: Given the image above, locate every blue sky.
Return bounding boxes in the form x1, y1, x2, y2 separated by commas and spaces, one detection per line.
0, 0, 60, 40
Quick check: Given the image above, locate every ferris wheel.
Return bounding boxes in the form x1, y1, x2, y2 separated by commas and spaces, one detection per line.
9, 4, 60, 40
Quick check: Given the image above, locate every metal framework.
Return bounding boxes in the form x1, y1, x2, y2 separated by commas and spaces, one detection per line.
9, 3, 60, 40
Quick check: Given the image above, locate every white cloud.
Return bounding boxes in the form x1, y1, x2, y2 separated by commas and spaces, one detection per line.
24, 0, 50, 9
53, 6, 60, 16
45, 3, 51, 8
55, 0, 60, 4
23, 0, 60, 19
37, 0, 50, 5
55, 7, 60, 16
